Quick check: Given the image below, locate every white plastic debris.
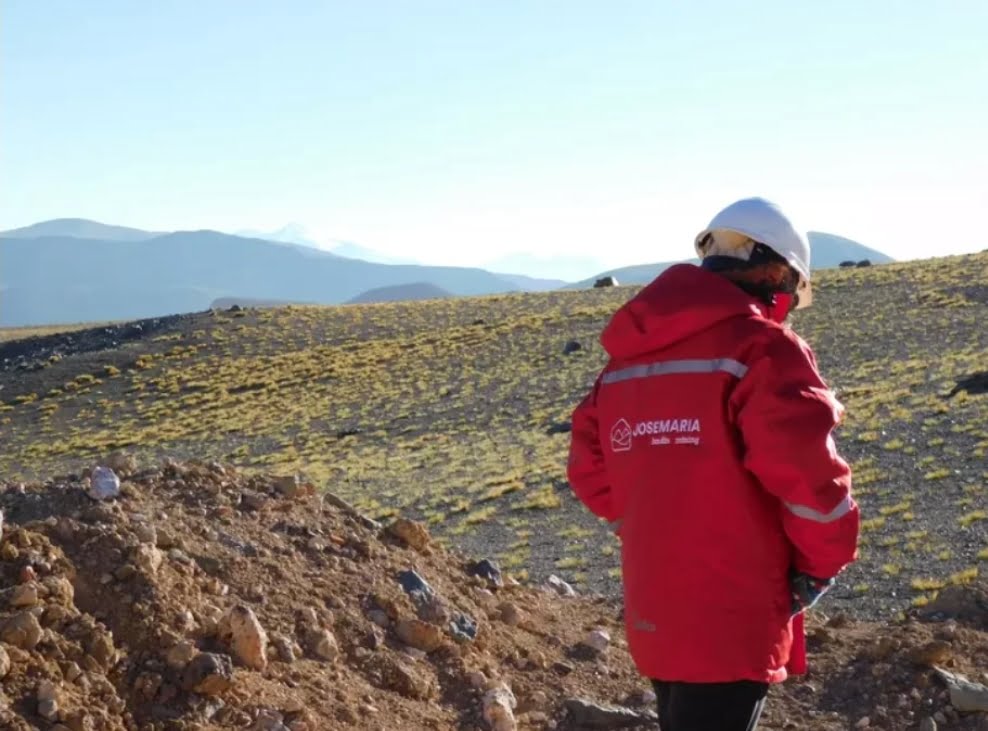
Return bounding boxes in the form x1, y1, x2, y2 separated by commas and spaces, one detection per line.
88, 466, 121, 500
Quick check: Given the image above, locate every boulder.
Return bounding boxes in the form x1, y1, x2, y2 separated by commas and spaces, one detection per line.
218, 605, 269, 671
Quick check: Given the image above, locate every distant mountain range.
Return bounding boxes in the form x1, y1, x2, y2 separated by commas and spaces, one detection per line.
567, 232, 894, 288
0, 218, 892, 327
1, 218, 162, 242
236, 224, 421, 265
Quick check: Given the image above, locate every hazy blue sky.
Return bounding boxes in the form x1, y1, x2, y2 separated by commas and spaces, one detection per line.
2, 1, 986, 273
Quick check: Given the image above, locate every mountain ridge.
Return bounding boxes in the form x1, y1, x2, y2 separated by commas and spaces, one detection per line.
0, 231, 521, 327
0, 219, 893, 327
569, 231, 893, 288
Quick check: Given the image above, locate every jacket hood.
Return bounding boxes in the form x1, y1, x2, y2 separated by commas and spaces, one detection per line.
600, 263, 768, 359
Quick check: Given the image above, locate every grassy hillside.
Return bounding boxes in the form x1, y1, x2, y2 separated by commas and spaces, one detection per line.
1, 253, 986, 621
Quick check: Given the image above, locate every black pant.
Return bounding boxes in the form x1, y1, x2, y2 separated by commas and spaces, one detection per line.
650, 679, 769, 731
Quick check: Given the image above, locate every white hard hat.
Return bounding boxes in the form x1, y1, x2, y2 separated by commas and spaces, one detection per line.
695, 197, 813, 308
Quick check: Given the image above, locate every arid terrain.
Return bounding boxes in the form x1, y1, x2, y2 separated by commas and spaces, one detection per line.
1, 460, 987, 730
1, 252, 988, 729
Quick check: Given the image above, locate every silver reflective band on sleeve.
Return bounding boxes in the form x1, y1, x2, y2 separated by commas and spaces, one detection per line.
601, 358, 748, 385
784, 494, 854, 524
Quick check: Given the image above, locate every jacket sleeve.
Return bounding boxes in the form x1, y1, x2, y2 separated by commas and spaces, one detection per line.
567, 375, 620, 524
731, 331, 860, 580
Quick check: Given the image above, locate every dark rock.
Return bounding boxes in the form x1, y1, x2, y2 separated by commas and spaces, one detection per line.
563, 698, 659, 728
182, 653, 234, 695
563, 340, 583, 355
467, 559, 503, 588
449, 614, 478, 643
947, 371, 988, 399
397, 570, 435, 603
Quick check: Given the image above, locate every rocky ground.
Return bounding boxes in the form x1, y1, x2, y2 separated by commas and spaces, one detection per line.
0, 314, 199, 375
1, 457, 987, 730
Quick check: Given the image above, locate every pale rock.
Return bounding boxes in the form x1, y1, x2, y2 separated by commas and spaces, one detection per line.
308, 629, 339, 661
37, 680, 58, 702
368, 609, 391, 628
10, 583, 39, 608
1, 611, 43, 650
583, 628, 610, 655
934, 668, 988, 713
482, 685, 518, 731
919, 718, 938, 731
166, 641, 198, 669
64, 662, 83, 683
198, 603, 225, 635
133, 544, 164, 576
38, 698, 58, 721
387, 518, 432, 551
396, 618, 443, 653
251, 709, 287, 731
0, 645, 9, 679
855, 718, 871, 728
44, 576, 75, 604
88, 466, 121, 500
219, 605, 269, 671
545, 575, 576, 597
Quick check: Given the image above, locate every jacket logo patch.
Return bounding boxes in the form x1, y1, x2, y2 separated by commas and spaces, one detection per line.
610, 419, 633, 452
611, 418, 703, 450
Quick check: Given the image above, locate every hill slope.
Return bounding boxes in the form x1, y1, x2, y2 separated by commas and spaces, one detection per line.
1, 250, 985, 628
347, 282, 454, 305
0, 232, 523, 327
569, 231, 893, 288
2, 461, 984, 730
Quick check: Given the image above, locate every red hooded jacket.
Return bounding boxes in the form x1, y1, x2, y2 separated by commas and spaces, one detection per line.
567, 263, 859, 684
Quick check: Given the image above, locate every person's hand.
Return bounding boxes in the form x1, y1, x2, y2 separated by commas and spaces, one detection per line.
790, 570, 835, 615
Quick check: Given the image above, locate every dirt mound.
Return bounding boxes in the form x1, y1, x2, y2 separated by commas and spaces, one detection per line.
2, 458, 987, 730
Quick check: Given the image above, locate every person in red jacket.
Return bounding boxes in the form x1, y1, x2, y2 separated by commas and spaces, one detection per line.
567, 197, 860, 731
